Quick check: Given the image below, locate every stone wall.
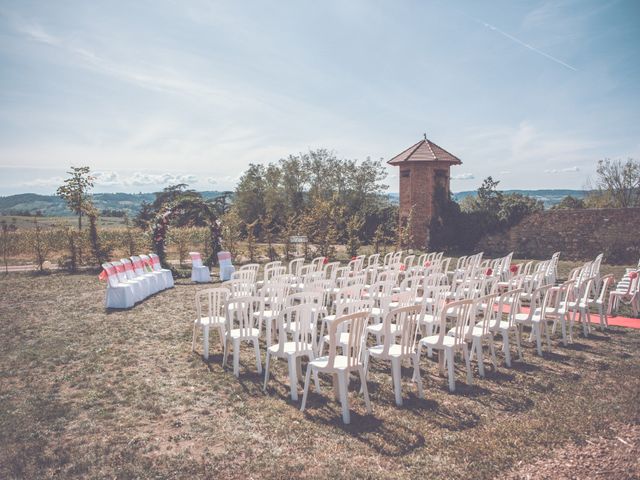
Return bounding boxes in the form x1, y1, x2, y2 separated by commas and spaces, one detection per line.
477, 207, 640, 264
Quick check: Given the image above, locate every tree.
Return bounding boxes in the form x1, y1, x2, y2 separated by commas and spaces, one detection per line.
594, 158, 640, 208
56, 166, 95, 231
398, 205, 416, 249
553, 195, 585, 210
345, 215, 364, 257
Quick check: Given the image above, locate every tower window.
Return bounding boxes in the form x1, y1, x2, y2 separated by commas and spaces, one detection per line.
401, 169, 410, 178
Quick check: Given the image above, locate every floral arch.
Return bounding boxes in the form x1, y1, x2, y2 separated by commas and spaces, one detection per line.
151, 197, 222, 270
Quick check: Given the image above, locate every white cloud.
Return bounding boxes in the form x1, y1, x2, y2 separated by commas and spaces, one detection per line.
22, 176, 64, 187
544, 166, 580, 174
206, 177, 217, 185
93, 171, 121, 186
451, 173, 475, 180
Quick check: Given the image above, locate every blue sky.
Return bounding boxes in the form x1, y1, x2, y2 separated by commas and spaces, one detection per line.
0, 0, 638, 195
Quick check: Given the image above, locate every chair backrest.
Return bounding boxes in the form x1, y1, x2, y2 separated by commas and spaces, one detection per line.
326, 310, 370, 369
196, 288, 230, 322
120, 258, 137, 280
225, 279, 255, 297
287, 291, 323, 308
367, 253, 380, 268
524, 284, 553, 321
472, 293, 498, 337
217, 251, 233, 268
437, 299, 474, 347
226, 296, 261, 337
129, 256, 144, 276
310, 256, 326, 272
261, 281, 291, 312
101, 262, 120, 288
139, 254, 154, 272
148, 253, 163, 271
240, 263, 260, 275
112, 261, 129, 283
496, 288, 523, 329
382, 252, 394, 267
231, 270, 255, 283
597, 274, 615, 303
189, 252, 203, 268
272, 302, 318, 352
288, 257, 305, 277
265, 265, 286, 283
324, 261, 341, 282
380, 304, 422, 356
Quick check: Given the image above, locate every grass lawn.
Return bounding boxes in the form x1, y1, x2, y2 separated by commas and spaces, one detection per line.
1, 272, 639, 479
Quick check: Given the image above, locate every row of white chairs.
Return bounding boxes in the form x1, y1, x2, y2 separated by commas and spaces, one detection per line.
101, 253, 174, 308
194, 251, 612, 423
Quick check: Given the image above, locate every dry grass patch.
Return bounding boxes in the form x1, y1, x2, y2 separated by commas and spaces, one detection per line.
1, 272, 639, 479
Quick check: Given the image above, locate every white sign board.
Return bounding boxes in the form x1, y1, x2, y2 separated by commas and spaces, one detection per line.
289, 235, 308, 244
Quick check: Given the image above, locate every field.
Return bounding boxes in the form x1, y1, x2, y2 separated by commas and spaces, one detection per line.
1, 271, 639, 479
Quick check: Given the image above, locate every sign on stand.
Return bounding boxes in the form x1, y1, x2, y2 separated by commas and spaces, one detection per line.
289, 235, 308, 256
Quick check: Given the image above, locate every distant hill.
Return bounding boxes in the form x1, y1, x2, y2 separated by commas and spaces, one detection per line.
0, 189, 588, 216
388, 190, 588, 208
0, 191, 228, 217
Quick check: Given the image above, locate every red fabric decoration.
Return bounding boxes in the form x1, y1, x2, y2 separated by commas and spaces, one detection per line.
400, 264, 406, 271
115, 264, 125, 273
630, 271, 639, 279
98, 269, 108, 281
510, 264, 518, 274
323, 257, 328, 264
424, 261, 431, 267
351, 256, 357, 261
486, 268, 493, 276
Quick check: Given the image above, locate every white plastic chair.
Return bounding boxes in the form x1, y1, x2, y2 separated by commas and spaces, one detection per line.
263, 303, 319, 400
149, 253, 174, 289
416, 299, 475, 392
514, 284, 553, 357
101, 262, 135, 309
590, 274, 615, 330
223, 296, 263, 377
300, 309, 372, 424
608, 270, 639, 316
193, 288, 229, 360
190, 252, 211, 283
364, 304, 424, 406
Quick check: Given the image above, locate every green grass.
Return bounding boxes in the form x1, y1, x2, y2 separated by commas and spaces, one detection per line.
0, 272, 639, 479
0, 215, 126, 230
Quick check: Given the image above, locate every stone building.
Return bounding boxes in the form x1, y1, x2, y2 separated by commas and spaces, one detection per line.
387, 135, 462, 249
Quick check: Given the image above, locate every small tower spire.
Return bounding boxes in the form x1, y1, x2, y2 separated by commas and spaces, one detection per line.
423, 132, 427, 140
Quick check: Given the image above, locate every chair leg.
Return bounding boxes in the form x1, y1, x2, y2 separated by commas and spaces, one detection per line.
233, 339, 240, 377
516, 325, 523, 360
222, 337, 229, 367
445, 349, 455, 392
288, 355, 298, 401
474, 338, 485, 378
253, 339, 262, 374
338, 371, 351, 424
560, 315, 567, 346
463, 345, 473, 386
203, 326, 209, 360
391, 357, 403, 406
534, 324, 543, 356
412, 353, 424, 399
358, 367, 372, 414
545, 322, 552, 352
300, 366, 312, 412
192, 324, 198, 352
503, 331, 512, 367
489, 337, 497, 369
263, 352, 271, 392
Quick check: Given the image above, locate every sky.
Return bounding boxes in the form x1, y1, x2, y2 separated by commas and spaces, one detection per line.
0, 0, 638, 196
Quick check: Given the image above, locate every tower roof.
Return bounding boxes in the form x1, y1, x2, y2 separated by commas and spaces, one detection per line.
387, 135, 462, 165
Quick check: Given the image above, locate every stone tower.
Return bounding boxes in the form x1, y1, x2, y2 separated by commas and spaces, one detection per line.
387, 135, 462, 249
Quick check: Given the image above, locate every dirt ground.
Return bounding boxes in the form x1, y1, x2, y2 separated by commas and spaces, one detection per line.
0, 272, 639, 479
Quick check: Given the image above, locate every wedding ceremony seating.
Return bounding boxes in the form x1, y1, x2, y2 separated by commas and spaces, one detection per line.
183, 249, 631, 424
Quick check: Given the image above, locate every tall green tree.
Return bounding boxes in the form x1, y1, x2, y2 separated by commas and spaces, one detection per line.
56, 166, 95, 231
